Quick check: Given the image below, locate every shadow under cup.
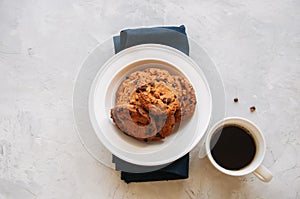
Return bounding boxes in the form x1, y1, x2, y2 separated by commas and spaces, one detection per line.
206, 117, 267, 177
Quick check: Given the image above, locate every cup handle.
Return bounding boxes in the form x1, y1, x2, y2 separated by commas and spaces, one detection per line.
253, 165, 273, 182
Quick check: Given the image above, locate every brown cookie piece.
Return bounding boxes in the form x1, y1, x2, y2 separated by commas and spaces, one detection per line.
136, 83, 180, 116
155, 114, 176, 138
173, 76, 197, 121
110, 104, 157, 139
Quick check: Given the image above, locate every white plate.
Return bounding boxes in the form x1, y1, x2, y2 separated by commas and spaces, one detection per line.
89, 44, 212, 166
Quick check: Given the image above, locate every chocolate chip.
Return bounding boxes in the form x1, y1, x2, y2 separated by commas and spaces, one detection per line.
155, 133, 163, 137
141, 85, 147, 91
162, 98, 167, 104
189, 99, 193, 104
135, 88, 140, 93
115, 117, 121, 123
149, 82, 155, 87
163, 79, 168, 83
133, 79, 138, 84
234, 98, 239, 102
167, 98, 171, 105
183, 96, 188, 101
172, 83, 177, 88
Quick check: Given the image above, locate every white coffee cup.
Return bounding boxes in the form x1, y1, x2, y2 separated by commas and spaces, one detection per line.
205, 117, 273, 182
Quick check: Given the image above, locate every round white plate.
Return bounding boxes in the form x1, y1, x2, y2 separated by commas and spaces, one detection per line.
89, 44, 212, 166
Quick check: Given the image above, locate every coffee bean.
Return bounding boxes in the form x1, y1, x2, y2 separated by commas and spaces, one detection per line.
250, 106, 256, 112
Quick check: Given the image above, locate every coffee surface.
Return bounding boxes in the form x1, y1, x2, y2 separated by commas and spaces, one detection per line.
210, 125, 256, 170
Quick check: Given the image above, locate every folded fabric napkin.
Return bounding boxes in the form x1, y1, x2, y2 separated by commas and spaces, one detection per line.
112, 25, 190, 183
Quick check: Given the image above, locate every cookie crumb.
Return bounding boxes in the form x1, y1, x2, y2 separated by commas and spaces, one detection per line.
250, 106, 256, 112
234, 98, 239, 102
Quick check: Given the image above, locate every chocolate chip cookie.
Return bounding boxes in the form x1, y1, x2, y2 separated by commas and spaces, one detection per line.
112, 67, 197, 142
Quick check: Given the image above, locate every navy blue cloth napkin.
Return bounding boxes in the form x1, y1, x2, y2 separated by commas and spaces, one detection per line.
113, 25, 190, 183
113, 25, 189, 55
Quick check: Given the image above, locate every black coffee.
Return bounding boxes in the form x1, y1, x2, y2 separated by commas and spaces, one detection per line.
210, 125, 256, 170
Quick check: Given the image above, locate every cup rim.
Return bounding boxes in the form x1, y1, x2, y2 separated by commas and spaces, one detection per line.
205, 117, 266, 176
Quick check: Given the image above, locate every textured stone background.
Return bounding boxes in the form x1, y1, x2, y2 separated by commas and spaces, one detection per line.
0, 0, 299, 198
